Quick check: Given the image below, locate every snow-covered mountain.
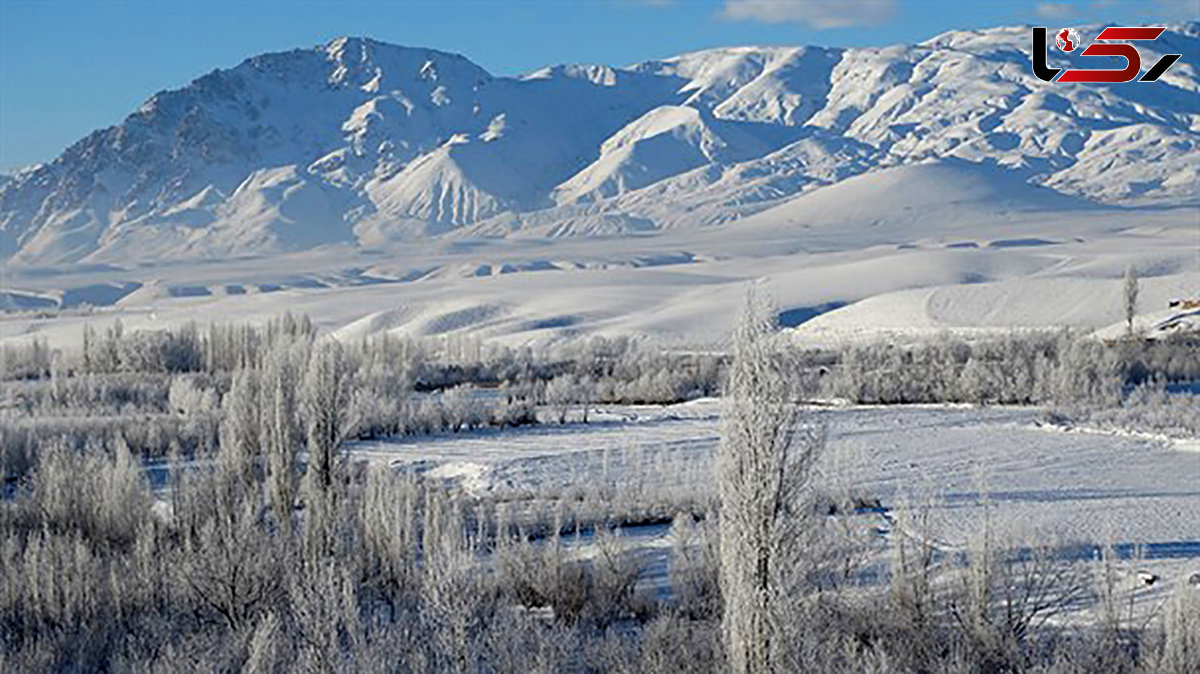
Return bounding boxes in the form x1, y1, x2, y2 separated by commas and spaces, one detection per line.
2, 25, 1198, 265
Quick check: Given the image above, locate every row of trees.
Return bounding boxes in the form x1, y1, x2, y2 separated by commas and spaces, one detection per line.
3, 315, 722, 394
6, 312, 1194, 412
816, 330, 1198, 406
0, 318, 728, 486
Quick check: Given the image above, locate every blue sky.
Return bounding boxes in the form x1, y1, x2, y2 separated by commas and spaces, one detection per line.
0, 0, 1193, 172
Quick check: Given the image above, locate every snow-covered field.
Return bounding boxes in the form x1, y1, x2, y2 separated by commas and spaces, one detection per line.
349, 399, 1200, 616
2, 190, 1195, 351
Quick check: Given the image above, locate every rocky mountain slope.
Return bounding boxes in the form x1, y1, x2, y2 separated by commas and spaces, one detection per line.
2, 24, 1197, 265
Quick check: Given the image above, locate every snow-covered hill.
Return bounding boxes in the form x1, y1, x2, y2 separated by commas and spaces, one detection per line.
2, 25, 1198, 265
734, 158, 1099, 242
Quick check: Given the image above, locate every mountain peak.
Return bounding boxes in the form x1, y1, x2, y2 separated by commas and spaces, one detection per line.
320, 36, 489, 76
323, 35, 373, 63
316, 36, 493, 92
323, 35, 367, 53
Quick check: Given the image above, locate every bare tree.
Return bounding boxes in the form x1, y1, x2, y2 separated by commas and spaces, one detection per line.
177, 491, 281, 631
670, 512, 721, 620
442, 384, 482, 432
1124, 265, 1139, 336
422, 489, 496, 674
261, 344, 299, 530
359, 467, 420, 616
545, 376, 574, 424
220, 368, 261, 488
1155, 586, 1200, 673
716, 285, 823, 674
301, 341, 354, 495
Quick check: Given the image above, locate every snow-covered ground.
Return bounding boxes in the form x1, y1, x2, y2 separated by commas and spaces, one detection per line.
2, 191, 1195, 351
348, 399, 1200, 617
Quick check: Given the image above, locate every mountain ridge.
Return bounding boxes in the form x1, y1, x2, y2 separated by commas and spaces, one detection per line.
2, 25, 1197, 265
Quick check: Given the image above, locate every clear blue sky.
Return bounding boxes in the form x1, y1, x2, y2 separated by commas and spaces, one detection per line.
0, 0, 1192, 172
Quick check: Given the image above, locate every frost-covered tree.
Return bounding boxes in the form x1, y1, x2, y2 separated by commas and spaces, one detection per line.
178, 492, 281, 631
1156, 588, 1200, 673
301, 341, 354, 494
261, 344, 299, 529
717, 286, 823, 674
220, 368, 261, 487
545, 376, 575, 424
442, 385, 482, 432
359, 467, 420, 613
1123, 265, 1139, 336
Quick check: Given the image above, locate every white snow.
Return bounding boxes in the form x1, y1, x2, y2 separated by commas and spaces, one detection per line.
348, 401, 1200, 617
1, 199, 1195, 350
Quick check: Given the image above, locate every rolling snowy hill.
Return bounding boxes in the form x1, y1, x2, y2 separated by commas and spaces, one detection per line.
2, 25, 1198, 265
